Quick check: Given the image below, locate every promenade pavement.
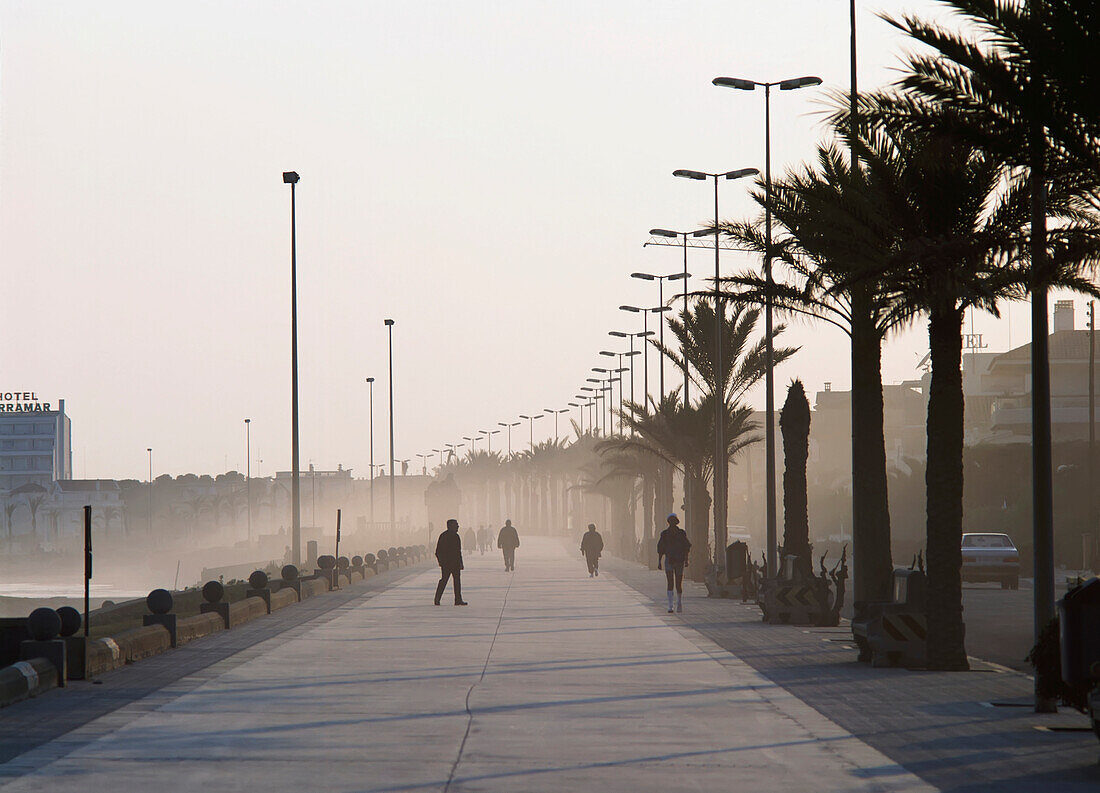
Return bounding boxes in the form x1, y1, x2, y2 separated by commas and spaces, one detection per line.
0, 537, 934, 792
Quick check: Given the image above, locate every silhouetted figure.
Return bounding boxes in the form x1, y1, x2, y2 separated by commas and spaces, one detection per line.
580, 523, 604, 577
476, 526, 490, 555
463, 527, 476, 552
434, 518, 468, 606
497, 518, 520, 571
657, 513, 691, 613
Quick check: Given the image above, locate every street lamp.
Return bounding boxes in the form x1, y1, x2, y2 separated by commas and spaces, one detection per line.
147, 447, 153, 537
366, 377, 375, 529
713, 74, 820, 579
630, 271, 691, 399
543, 408, 570, 444
416, 452, 429, 475
463, 435, 477, 454
619, 305, 672, 408
498, 421, 521, 456
673, 166, 758, 574
479, 429, 501, 454
568, 401, 584, 435
244, 419, 252, 543
648, 229, 697, 412
384, 319, 396, 535
519, 413, 544, 452
600, 350, 640, 429
282, 169, 302, 566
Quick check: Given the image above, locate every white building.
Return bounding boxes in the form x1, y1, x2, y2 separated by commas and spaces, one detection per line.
0, 396, 72, 493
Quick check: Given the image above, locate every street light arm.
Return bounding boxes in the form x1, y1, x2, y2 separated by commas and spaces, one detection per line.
712, 77, 757, 90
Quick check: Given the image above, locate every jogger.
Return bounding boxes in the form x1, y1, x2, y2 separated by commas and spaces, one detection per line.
656, 514, 691, 613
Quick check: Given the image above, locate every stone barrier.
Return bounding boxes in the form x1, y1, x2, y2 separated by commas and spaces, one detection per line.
269, 587, 298, 612
114, 625, 172, 663
0, 657, 58, 709
299, 577, 328, 600
176, 612, 225, 645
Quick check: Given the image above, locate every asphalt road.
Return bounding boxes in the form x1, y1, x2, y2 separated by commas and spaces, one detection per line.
961, 576, 1075, 672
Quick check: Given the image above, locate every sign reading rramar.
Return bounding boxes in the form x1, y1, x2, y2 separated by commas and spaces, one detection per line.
0, 392, 53, 412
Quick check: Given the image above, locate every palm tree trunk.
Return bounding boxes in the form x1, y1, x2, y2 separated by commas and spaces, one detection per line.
926, 306, 969, 671
688, 471, 711, 581
642, 474, 655, 565
851, 303, 894, 608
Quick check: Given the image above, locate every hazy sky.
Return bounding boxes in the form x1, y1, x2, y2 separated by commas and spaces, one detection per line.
1, 1, 1070, 481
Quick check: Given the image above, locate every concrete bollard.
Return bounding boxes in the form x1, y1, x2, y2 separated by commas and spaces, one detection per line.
199, 581, 231, 628
19, 608, 66, 687
143, 589, 178, 647
246, 571, 273, 614
56, 606, 85, 680
280, 564, 302, 597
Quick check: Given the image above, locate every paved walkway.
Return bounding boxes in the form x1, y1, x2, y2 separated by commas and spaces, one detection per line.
0, 538, 932, 792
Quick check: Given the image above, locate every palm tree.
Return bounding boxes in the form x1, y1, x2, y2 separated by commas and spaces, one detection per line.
780, 380, 811, 575
883, 0, 1100, 681
846, 109, 1099, 669
718, 134, 913, 606
654, 299, 797, 570
2, 500, 17, 542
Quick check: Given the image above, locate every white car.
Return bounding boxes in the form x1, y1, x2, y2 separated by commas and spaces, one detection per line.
961, 533, 1020, 589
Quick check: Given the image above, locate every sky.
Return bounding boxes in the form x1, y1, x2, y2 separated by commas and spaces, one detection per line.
1, 0, 1076, 481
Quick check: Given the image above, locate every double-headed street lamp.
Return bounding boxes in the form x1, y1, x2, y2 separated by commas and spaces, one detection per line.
433, 448, 444, 467
416, 452, 429, 475
618, 305, 671, 409
366, 377, 376, 527
282, 170, 302, 566
543, 408, 570, 444
600, 350, 640, 424
647, 229, 696, 409
579, 388, 598, 433
479, 428, 501, 454
244, 419, 252, 542
712, 75, 821, 579
568, 401, 584, 435
630, 271, 690, 399
498, 421, 521, 456
518, 413, 544, 452
384, 319, 396, 534
463, 435, 477, 454
673, 166, 758, 574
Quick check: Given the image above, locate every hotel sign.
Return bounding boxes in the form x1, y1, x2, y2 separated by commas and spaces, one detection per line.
0, 392, 53, 412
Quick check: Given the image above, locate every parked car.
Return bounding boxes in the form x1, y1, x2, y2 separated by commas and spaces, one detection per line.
961, 533, 1020, 589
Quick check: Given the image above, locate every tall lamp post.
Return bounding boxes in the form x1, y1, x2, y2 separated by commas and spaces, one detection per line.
480, 428, 501, 454
432, 448, 443, 468
416, 452, 429, 475
618, 305, 672, 409
519, 413, 544, 452
282, 170, 302, 566
712, 77, 820, 579
384, 319, 396, 535
673, 166, 758, 573
648, 229, 696, 414
244, 419, 252, 543
463, 435, 477, 454
366, 377, 375, 529
568, 401, 584, 435
543, 408, 571, 444
630, 271, 690, 399
579, 387, 598, 433
498, 421, 521, 456
600, 350, 640, 423
147, 447, 153, 537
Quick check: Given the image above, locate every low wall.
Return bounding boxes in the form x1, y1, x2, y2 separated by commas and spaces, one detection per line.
229, 597, 268, 627
269, 588, 297, 612
177, 613, 225, 646
86, 624, 172, 676
299, 578, 328, 600
0, 657, 58, 708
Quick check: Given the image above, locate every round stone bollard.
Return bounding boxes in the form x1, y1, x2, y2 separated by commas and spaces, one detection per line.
202, 580, 225, 604
377, 549, 388, 562
56, 606, 82, 637
364, 553, 377, 568
249, 571, 269, 590
281, 564, 299, 583
351, 555, 363, 568
317, 555, 336, 571
27, 608, 62, 641
337, 556, 349, 571
147, 588, 174, 615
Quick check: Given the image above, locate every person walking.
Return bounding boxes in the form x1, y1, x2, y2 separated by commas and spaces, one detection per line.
463, 526, 476, 554
477, 525, 490, 555
434, 518, 468, 606
580, 523, 604, 577
656, 513, 691, 613
497, 518, 520, 572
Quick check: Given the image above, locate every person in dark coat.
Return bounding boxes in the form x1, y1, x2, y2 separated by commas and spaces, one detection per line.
434, 518, 468, 605
656, 513, 691, 613
476, 526, 490, 555
580, 523, 604, 577
497, 519, 520, 571
463, 527, 476, 553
